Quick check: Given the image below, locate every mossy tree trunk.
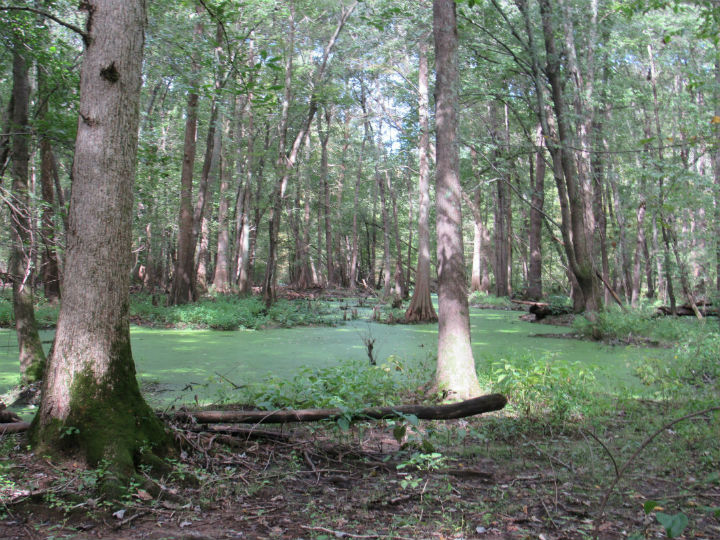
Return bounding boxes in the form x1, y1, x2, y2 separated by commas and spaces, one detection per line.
406, 36, 437, 323
433, 0, 482, 400
32, 0, 169, 475
9, 48, 46, 383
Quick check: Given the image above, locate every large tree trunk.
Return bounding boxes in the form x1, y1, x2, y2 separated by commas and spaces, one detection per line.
350, 87, 369, 289
212, 112, 233, 293
318, 107, 335, 286
169, 14, 202, 306
539, 0, 601, 313
406, 36, 437, 322
33, 0, 169, 474
37, 63, 61, 304
433, 0, 482, 400
9, 49, 46, 383
377, 157, 393, 298
527, 124, 545, 300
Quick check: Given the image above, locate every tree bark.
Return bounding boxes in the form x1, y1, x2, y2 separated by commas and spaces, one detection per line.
433, 0, 482, 400
318, 106, 335, 285
527, 124, 545, 300
169, 13, 202, 306
377, 158, 393, 297
33, 0, 169, 474
406, 35, 438, 322
714, 51, 720, 294
212, 112, 233, 293
9, 49, 46, 383
387, 170, 408, 298
37, 62, 61, 303
539, 0, 601, 313
193, 101, 222, 294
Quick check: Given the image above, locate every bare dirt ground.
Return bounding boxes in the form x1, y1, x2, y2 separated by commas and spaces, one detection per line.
2, 413, 719, 540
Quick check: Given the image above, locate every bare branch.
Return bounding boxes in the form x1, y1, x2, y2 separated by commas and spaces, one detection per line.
0, 5, 88, 41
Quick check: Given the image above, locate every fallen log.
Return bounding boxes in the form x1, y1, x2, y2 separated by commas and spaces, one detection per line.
0, 421, 31, 434
172, 394, 507, 425
511, 299, 573, 321
656, 304, 719, 317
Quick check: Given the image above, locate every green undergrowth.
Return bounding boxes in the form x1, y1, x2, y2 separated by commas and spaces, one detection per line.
130, 293, 335, 330
0, 292, 335, 331
573, 304, 714, 345
0, 292, 59, 328
468, 291, 515, 309
216, 355, 432, 412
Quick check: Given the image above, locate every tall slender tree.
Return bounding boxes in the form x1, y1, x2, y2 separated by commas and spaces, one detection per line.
433, 0, 482, 400
406, 34, 437, 322
9, 47, 46, 383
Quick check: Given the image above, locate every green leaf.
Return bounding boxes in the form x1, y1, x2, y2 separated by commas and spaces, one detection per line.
337, 417, 350, 431
644, 500, 659, 514
655, 512, 688, 538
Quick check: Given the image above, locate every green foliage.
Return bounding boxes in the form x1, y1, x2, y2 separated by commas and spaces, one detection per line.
0, 293, 59, 329
636, 332, 720, 397
236, 355, 430, 412
573, 306, 709, 345
130, 294, 334, 330
485, 352, 597, 421
655, 511, 689, 538
468, 292, 513, 309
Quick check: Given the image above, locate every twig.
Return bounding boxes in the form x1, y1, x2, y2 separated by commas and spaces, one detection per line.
303, 449, 320, 484
582, 429, 619, 479
526, 441, 574, 473
594, 406, 720, 540
540, 497, 559, 529
299, 526, 412, 539
113, 510, 148, 530
213, 371, 244, 390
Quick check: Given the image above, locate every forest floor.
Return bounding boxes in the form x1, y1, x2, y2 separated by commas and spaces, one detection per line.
2, 397, 719, 540
1, 295, 718, 539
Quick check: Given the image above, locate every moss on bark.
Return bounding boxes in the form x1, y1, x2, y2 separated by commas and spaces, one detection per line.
31, 337, 171, 480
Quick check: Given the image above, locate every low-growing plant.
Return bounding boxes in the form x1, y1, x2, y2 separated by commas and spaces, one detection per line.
130, 294, 334, 330
573, 305, 710, 345
468, 291, 514, 309
236, 355, 431, 412
485, 352, 597, 421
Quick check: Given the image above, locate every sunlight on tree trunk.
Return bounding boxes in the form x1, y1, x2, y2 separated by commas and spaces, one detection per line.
433, 0, 482, 400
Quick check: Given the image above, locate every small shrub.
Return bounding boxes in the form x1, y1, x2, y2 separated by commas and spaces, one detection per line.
486, 352, 597, 421
237, 355, 431, 412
